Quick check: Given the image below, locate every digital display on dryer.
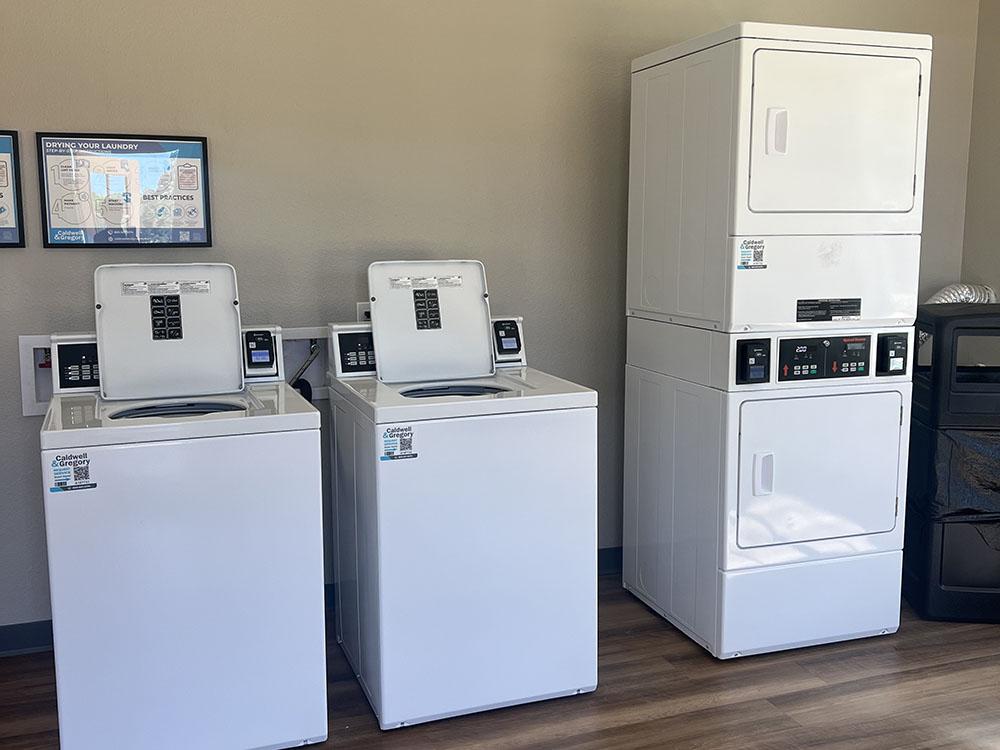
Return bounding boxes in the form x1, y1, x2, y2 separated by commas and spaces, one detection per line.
778, 335, 871, 381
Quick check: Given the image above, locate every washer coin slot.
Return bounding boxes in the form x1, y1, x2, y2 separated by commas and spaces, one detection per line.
244, 330, 275, 369
493, 319, 522, 356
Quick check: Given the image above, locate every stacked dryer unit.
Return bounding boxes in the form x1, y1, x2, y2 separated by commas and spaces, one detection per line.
622, 23, 932, 657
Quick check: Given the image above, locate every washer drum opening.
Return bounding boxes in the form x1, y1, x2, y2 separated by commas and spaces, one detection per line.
400, 385, 509, 399
110, 402, 246, 420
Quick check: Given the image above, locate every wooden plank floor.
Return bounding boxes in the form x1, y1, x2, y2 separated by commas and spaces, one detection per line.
2, 576, 1000, 749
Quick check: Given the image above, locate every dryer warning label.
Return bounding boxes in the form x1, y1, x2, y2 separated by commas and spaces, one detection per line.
797, 298, 862, 322
380, 426, 417, 461
48, 452, 97, 492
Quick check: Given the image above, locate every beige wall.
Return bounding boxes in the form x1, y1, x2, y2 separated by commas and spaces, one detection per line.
963, 0, 1000, 286
0, 1, 981, 627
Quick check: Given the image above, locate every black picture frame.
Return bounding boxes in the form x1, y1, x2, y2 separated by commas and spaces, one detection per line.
36, 132, 213, 249
0, 130, 26, 248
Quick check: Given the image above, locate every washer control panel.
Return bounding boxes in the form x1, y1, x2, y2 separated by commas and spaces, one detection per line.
735, 339, 770, 385
57, 342, 100, 390
778, 335, 870, 381
338, 331, 377, 374
876, 332, 908, 376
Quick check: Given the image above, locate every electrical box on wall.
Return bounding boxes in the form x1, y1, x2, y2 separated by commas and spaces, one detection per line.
19, 335, 54, 417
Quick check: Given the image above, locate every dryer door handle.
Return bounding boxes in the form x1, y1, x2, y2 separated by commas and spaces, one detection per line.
753, 452, 775, 496
765, 107, 789, 155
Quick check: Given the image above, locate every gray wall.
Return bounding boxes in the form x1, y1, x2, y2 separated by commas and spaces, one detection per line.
963, 0, 1000, 287
0, 0, 982, 627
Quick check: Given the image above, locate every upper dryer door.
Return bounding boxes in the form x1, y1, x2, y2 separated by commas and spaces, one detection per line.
734, 41, 930, 236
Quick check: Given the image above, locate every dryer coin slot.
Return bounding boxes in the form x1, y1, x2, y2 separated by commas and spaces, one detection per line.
876, 332, 908, 376
736, 338, 770, 385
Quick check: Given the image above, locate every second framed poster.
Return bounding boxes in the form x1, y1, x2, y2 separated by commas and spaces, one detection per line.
0, 131, 25, 247
37, 133, 212, 248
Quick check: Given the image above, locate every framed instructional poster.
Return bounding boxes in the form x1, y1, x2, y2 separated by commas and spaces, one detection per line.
0, 131, 25, 247
36, 133, 212, 248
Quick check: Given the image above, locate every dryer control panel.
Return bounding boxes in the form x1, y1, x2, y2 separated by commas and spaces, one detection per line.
777, 335, 870, 381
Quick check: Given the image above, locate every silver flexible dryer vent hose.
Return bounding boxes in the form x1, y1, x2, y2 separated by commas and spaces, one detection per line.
923, 283, 997, 305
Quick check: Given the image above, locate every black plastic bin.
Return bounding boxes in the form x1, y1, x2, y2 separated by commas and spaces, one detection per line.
905, 303, 1000, 622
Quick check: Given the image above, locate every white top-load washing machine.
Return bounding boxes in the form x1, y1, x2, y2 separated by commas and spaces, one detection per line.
326, 260, 598, 729
40, 264, 328, 750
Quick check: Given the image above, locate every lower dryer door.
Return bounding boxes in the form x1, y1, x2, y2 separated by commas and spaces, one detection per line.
737, 391, 902, 548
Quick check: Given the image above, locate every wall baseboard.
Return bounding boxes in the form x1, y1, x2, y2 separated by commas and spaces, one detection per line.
3, 547, 624, 658
0, 620, 52, 657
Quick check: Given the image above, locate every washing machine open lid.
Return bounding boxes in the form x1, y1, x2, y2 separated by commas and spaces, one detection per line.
94, 264, 244, 401
369, 260, 494, 383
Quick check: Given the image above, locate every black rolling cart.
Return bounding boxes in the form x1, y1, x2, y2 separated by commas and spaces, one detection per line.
904, 303, 1000, 621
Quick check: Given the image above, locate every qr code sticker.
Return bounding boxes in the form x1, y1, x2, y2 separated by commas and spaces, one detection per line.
400, 434, 413, 453
753, 249, 764, 263
73, 465, 90, 482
